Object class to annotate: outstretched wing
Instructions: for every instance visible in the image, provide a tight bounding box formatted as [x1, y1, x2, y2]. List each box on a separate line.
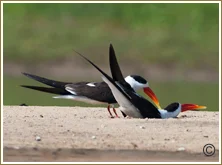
[74, 49, 161, 118]
[108, 45, 160, 118]
[109, 44, 134, 91]
[21, 85, 69, 95]
[22, 72, 70, 89]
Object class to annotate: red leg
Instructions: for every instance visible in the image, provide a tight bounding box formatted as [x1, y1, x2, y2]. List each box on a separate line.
[107, 105, 114, 118]
[113, 108, 120, 118]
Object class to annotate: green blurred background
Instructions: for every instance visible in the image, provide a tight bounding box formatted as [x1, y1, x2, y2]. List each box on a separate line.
[3, 3, 219, 111]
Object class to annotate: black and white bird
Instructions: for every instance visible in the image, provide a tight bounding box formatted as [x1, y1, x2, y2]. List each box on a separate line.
[74, 44, 207, 119]
[21, 73, 160, 118]
[21, 46, 160, 118]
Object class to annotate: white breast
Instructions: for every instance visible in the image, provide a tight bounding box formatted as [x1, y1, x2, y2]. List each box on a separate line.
[102, 76, 143, 118]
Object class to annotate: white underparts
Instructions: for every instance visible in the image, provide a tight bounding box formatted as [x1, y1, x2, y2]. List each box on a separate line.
[102, 76, 142, 118]
[53, 95, 106, 104]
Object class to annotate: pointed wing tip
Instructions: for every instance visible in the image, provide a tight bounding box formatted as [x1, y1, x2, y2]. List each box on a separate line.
[109, 44, 114, 50]
[73, 49, 88, 61]
[22, 72, 32, 77]
[20, 85, 31, 88]
[109, 44, 115, 59]
[72, 49, 78, 54]
[20, 85, 34, 90]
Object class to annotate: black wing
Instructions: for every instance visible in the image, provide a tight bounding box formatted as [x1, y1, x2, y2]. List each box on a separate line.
[22, 72, 117, 103]
[109, 44, 125, 82]
[73, 50, 132, 101]
[109, 46, 161, 118]
[21, 85, 69, 95]
[21, 72, 71, 95]
[22, 72, 70, 89]
[109, 44, 134, 91]
[65, 82, 116, 103]
[74, 49, 161, 118]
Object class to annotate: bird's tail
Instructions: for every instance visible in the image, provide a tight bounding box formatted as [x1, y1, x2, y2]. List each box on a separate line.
[22, 72, 70, 89]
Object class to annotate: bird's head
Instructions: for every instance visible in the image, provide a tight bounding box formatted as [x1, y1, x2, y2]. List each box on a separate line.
[125, 75, 161, 109]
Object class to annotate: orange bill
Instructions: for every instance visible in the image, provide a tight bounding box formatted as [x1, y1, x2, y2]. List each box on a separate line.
[181, 104, 207, 112]
[143, 87, 161, 109]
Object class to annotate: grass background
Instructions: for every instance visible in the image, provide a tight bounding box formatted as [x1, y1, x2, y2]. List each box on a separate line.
[3, 3, 219, 111]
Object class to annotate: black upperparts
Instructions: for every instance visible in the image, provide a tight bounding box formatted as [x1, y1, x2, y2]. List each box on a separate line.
[73, 49, 133, 103]
[109, 44, 125, 83]
[21, 85, 69, 95]
[164, 102, 180, 112]
[108, 44, 160, 118]
[109, 44, 135, 91]
[74, 46, 161, 118]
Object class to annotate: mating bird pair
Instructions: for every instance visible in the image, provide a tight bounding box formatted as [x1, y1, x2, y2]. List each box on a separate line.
[21, 44, 206, 119]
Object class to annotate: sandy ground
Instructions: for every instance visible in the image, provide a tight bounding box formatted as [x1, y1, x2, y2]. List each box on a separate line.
[3, 106, 220, 162]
